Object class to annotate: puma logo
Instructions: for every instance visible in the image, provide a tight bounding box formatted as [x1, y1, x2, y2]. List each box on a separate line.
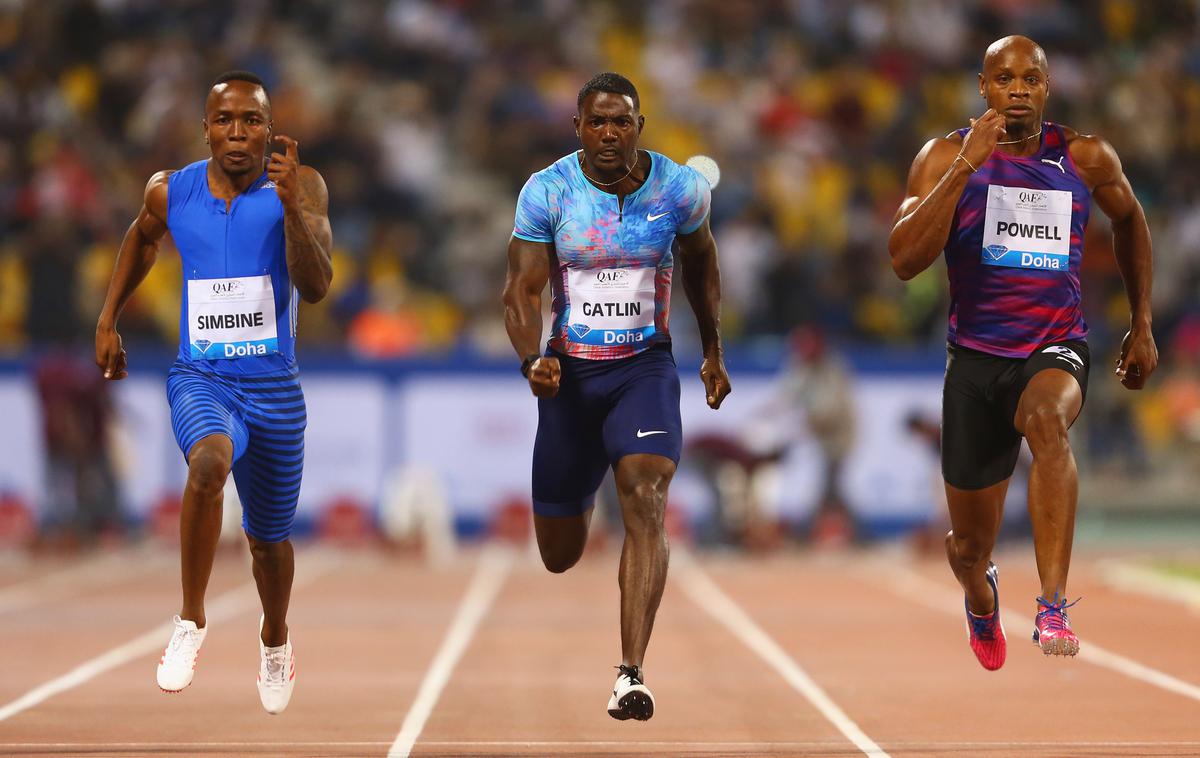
[1041, 156, 1066, 174]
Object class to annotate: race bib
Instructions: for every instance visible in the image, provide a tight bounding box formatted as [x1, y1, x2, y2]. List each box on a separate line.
[565, 267, 656, 347]
[187, 275, 278, 360]
[981, 185, 1072, 271]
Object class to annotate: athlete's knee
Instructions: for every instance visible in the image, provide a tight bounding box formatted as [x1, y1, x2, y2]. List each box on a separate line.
[618, 479, 668, 533]
[538, 542, 584, 573]
[948, 529, 992, 571]
[1022, 404, 1072, 457]
[186, 442, 232, 499]
[247, 534, 290, 563]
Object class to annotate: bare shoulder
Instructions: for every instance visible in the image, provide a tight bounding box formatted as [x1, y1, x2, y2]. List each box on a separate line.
[1062, 126, 1121, 186]
[144, 170, 173, 219]
[924, 134, 963, 158]
[908, 135, 962, 181]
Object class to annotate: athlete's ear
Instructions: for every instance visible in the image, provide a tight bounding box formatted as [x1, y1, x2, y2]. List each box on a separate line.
[202, 119, 209, 145]
[978, 72, 985, 99]
[637, 114, 644, 134]
[572, 113, 580, 138]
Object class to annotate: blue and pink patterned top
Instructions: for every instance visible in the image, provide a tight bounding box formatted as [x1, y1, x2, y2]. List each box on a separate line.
[513, 150, 711, 360]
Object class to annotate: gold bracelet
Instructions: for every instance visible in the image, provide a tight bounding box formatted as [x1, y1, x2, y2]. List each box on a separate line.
[955, 153, 979, 173]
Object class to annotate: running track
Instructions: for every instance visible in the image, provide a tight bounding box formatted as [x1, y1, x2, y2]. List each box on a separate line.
[1, 541, 1197, 757]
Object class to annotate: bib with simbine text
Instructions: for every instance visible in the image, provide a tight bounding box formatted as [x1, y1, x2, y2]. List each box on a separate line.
[188, 274, 279, 360]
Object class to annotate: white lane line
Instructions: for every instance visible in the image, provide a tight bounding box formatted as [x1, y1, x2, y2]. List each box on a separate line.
[1099, 560, 1200, 612]
[0, 549, 169, 615]
[5, 740, 1200, 750]
[0, 556, 334, 722]
[886, 564, 1200, 702]
[674, 551, 889, 758]
[387, 546, 513, 758]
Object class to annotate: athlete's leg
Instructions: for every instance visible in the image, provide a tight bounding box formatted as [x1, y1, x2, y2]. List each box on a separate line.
[180, 434, 233, 628]
[1013, 368, 1083, 601]
[613, 453, 675, 668]
[534, 508, 594, 573]
[945, 478, 1009, 614]
[531, 361, 607, 573]
[161, 364, 247, 690]
[940, 345, 1021, 621]
[232, 371, 306, 648]
[247, 534, 294, 646]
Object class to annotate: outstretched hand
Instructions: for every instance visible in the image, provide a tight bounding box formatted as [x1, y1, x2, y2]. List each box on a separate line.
[268, 135, 301, 209]
[1116, 328, 1158, 390]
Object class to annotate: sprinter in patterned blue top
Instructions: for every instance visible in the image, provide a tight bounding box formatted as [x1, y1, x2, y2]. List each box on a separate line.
[503, 73, 731, 722]
[95, 71, 331, 714]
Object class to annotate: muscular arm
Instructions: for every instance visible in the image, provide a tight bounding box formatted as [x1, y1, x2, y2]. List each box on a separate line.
[502, 236, 560, 396]
[268, 136, 333, 303]
[282, 166, 333, 303]
[676, 217, 722, 356]
[95, 171, 170, 378]
[676, 216, 731, 409]
[889, 108, 1008, 280]
[887, 137, 971, 280]
[1070, 133, 1157, 387]
[502, 236, 551, 358]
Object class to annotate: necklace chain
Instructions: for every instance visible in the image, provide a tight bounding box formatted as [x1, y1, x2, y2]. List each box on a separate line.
[996, 128, 1042, 146]
[578, 151, 637, 187]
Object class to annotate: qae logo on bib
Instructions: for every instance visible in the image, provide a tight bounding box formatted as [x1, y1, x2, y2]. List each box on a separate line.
[982, 185, 1072, 271]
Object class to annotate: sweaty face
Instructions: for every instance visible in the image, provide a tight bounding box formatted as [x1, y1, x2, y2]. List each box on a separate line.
[203, 81, 271, 177]
[574, 92, 643, 174]
[979, 45, 1049, 134]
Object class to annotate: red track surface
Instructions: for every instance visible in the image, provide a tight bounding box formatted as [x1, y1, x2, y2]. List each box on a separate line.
[1, 542, 1197, 757]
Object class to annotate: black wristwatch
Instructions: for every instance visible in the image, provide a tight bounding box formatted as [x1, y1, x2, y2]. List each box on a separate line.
[520, 353, 542, 378]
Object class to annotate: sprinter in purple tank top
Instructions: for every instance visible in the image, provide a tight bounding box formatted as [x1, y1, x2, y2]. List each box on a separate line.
[889, 36, 1157, 669]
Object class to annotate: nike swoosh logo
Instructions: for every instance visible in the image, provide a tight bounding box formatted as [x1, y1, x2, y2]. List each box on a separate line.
[636, 429, 667, 438]
[646, 212, 669, 222]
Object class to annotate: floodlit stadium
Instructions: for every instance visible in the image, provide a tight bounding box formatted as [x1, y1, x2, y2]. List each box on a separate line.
[1, 2, 1199, 756]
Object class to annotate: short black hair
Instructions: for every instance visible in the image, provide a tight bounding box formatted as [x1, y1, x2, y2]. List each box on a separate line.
[577, 72, 639, 112]
[207, 70, 270, 111]
[212, 70, 266, 90]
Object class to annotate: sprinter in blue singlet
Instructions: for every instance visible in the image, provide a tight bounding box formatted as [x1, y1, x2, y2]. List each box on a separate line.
[95, 71, 332, 714]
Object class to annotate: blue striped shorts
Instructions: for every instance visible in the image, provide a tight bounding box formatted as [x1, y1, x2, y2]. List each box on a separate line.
[166, 360, 306, 542]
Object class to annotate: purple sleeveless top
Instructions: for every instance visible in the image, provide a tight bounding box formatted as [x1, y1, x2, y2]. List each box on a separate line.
[944, 122, 1090, 358]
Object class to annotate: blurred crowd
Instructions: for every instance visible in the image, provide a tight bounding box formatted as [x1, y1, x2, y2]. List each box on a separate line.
[2, 0, 1200, 497]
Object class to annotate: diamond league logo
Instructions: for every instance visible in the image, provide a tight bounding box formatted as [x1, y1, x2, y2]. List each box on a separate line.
[569, 324, 592, 340]
[194, 339, 212, 353]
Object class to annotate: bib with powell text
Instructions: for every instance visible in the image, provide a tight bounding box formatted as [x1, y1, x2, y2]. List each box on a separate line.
[981, 185, 1072, 271]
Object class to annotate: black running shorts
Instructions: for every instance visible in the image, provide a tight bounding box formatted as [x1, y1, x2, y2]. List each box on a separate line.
[941, 340, 1090, 490]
